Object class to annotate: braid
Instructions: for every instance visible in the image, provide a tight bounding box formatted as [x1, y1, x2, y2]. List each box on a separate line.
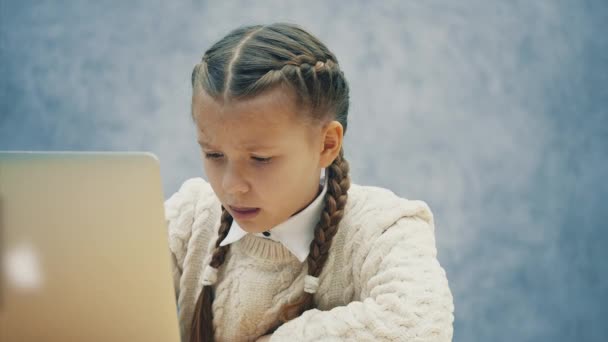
[279, 55, 339, 109]
[190, 206, 233, 342]
[275, 148, 351, 325]
[245, 54, 339, 106]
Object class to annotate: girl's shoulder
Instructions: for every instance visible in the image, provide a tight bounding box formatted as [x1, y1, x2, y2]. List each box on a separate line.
[343, 183, 435, 236]
[324, 183, 441, 287]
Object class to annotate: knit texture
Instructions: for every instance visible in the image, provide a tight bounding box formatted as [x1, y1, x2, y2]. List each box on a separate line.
[165, 178, 454, 341]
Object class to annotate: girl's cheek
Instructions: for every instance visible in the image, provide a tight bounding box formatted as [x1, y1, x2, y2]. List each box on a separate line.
[250, 168, 287, 193]
[203, 162, 223, 186]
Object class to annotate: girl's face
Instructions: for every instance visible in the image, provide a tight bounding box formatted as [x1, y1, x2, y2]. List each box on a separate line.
[192, 86, 342, 234]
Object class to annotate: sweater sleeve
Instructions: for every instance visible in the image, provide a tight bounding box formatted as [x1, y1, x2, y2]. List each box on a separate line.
[164, 178, 209, 301]
[164, 177, 221, 342]
[270, 215, 455, 341]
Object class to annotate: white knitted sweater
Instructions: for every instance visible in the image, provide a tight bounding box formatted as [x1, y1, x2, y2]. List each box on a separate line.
[165, 178, 454, 341]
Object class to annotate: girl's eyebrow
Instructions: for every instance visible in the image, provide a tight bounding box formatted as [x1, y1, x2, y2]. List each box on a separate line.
[239, 141, 278, 150]
[197, 139, 213, 149]
[197, 140, 278, 151]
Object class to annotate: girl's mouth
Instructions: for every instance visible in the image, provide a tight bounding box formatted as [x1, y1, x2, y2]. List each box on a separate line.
[229, 206, 261, 220]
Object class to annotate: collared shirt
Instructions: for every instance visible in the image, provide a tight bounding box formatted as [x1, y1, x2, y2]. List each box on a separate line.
[219, 169, 328, 262]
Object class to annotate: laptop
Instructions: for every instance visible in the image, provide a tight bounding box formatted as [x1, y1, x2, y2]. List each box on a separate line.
[0, 152, 181, 342]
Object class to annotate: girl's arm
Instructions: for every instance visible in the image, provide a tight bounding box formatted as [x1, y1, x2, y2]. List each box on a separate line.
[270, 215, 455, 341]
[164, 178, 217, 301]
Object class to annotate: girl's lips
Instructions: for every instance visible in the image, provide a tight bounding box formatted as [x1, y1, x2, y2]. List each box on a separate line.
[229, 206, 261, 220]
[230, 205, 258, 212]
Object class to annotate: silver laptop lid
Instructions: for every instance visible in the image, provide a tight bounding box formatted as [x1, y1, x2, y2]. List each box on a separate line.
[0, 152, 180, 342]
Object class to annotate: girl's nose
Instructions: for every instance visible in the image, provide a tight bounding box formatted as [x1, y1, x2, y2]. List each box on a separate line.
[222, 164, 249, 195]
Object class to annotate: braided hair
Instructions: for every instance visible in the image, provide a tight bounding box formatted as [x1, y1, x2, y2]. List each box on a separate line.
[189, 23, 351, 342]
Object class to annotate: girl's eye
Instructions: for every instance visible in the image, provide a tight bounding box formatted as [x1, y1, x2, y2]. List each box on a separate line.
[204, 153, 223, 160]
[252, 156, 272, 163]
[204, 153, 271, 164]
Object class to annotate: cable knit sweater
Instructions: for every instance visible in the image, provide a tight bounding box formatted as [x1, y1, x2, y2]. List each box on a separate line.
[165, 178, 454, 342]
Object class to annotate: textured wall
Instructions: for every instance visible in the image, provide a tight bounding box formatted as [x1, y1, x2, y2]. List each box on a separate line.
[1, 1, 606, 341]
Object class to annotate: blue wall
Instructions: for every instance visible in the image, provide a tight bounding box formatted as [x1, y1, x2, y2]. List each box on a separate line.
[1, 1, 606, 341]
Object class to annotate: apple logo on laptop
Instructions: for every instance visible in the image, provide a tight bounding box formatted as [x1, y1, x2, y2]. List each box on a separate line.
[3, 242, 44, 291]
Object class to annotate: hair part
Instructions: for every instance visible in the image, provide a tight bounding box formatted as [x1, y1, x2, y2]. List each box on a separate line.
[189, 22, 352, 342]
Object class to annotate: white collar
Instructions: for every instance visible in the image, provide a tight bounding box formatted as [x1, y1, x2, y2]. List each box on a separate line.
[219, 169, 328, 262]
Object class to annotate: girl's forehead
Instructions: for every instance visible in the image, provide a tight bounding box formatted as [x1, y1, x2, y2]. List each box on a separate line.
[193, 87, 301, 124]
[193, 88, 319, 146]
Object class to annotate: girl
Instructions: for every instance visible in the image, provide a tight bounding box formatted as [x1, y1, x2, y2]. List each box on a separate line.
[165, 23, 454, 342]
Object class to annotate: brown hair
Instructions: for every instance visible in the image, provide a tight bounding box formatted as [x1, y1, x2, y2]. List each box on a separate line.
[189, 23, 351, 342]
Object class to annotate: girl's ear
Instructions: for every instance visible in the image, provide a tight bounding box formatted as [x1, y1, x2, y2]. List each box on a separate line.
[318, 120, 344, 168]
